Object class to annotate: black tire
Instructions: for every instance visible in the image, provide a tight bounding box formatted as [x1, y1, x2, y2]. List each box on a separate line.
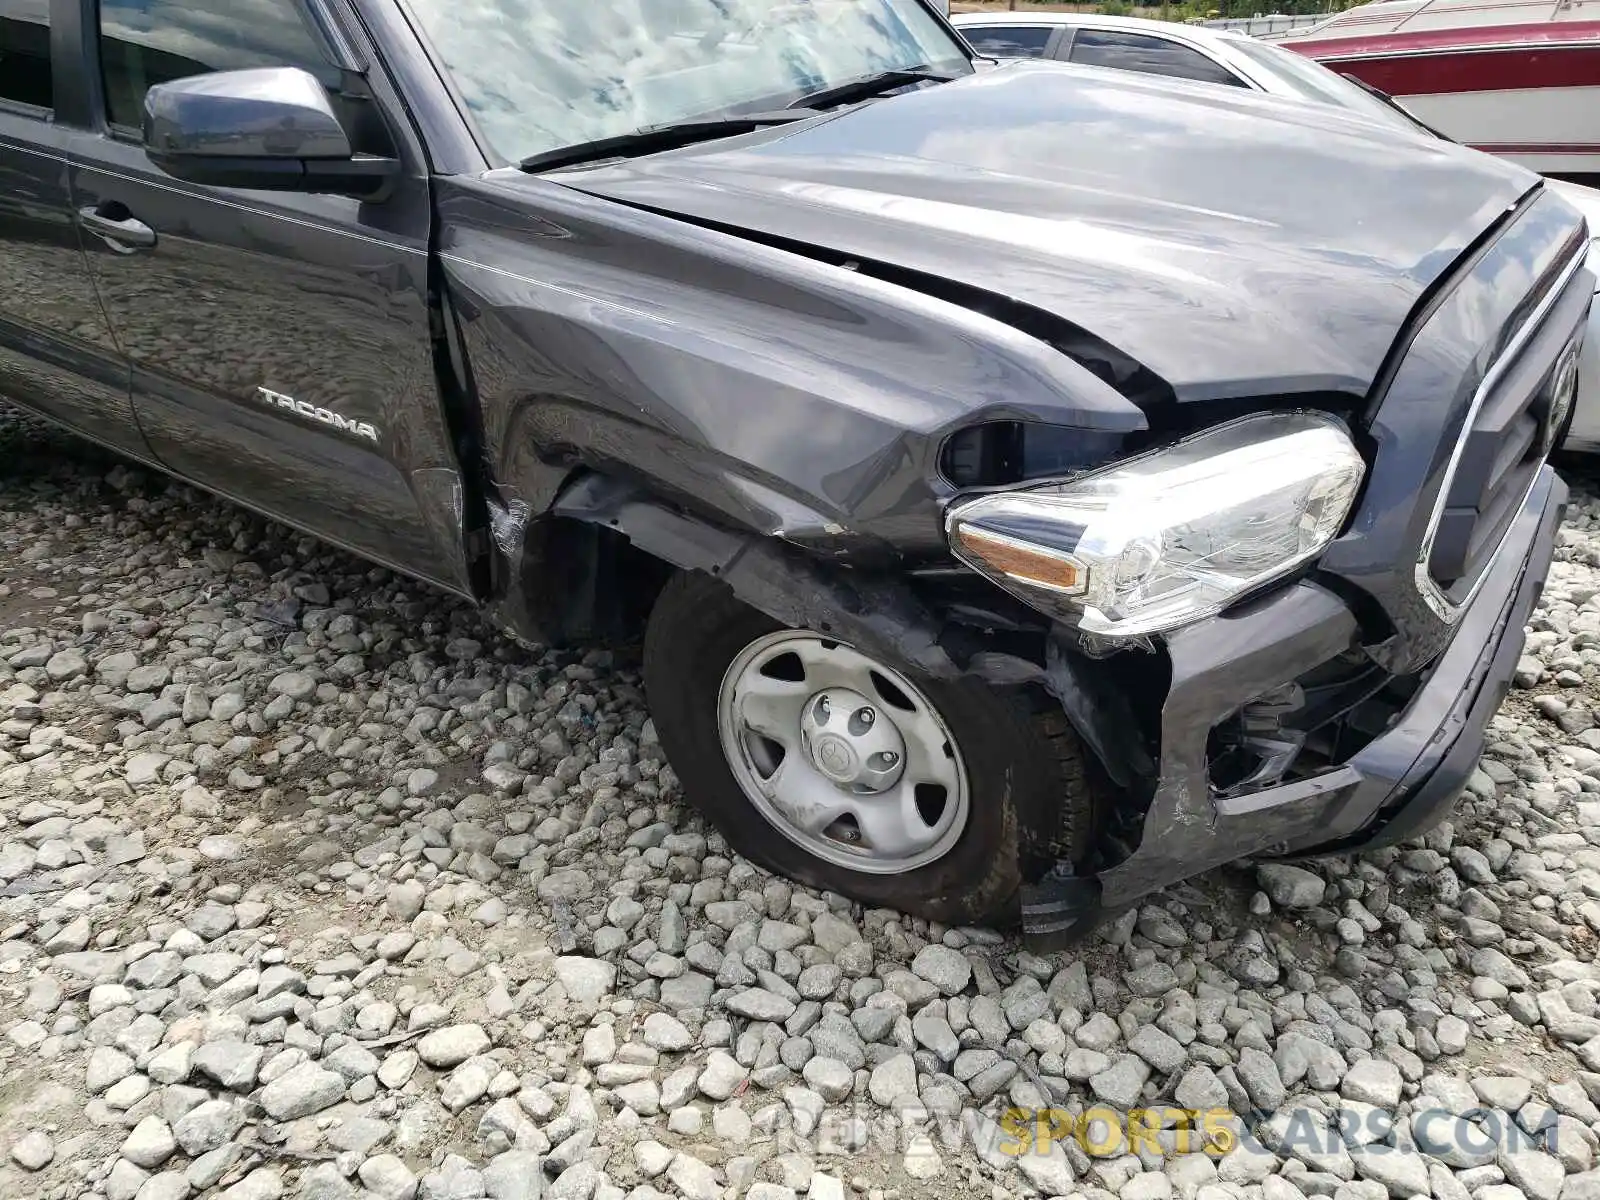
[642, 570, 1104, 926]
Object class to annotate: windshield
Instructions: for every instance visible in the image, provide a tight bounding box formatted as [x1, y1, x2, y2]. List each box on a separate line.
[403, 0, 972, 165]
[1221, 36, 1422, 132]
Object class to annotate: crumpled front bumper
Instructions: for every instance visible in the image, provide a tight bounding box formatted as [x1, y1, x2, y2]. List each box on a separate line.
[1023, 466, 1567, 948]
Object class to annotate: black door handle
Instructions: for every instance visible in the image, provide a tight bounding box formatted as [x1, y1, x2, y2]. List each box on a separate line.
[79, 204, 157, 251]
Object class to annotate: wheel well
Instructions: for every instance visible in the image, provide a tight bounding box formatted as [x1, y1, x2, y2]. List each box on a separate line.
[521, 515, 675, 647]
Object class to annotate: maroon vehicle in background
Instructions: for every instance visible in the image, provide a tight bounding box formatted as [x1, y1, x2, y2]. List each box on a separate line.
[1278, 0, 1600, 178]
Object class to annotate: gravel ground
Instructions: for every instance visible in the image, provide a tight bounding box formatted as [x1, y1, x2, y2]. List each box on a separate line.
[6, 405, 1600, 1200]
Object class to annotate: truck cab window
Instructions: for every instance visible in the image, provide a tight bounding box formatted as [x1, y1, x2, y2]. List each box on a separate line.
[98, 0, 337, 131]
[0, 0, 52, 110]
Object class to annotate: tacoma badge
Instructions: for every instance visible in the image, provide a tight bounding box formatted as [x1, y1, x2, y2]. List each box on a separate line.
[257, 387, 379, 444]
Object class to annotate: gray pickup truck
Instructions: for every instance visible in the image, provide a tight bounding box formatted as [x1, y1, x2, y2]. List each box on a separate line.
[0, 0, 1588, 947]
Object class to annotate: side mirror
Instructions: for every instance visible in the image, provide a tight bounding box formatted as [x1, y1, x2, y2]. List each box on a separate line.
[143, 67, 398, 197]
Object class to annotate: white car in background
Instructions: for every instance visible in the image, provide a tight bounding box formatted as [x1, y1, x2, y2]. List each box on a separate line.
[948, 10, 1600, 452]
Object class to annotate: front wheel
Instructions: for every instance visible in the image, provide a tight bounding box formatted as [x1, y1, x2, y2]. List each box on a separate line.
[642, 571, 1103, 926]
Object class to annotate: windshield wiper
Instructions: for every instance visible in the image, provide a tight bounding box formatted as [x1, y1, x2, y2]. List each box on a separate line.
[786, 66, 960, 111]
[519, 111, 817, 173]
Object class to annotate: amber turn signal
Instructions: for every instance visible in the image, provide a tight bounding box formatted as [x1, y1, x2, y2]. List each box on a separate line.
[953, 524, 1087, 595]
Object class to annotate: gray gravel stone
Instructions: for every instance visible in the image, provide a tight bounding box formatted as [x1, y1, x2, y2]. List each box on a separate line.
[1352, 1147, 1431, 1198]
[10, 1130, 52, 1170]
[441, 1055, 498, 1113]
[417, 1024, 492, 1068]
[1091, 1055, 1152, 1108]
[192, 1040, 263, 1092]
[726, 987, 796, 1022]
[361, 1155, 420, 1200]
[1237, 1047, 1288, 1111]
[641, 1012, 692, 1052]
[797, 964, 842, 1000]
[482, 1151, 544, 1200]
[268, 670, 316, 700]
[108, 1159, 150, 1200]
[1502, 1151, 1566, 1200]
[552, 958, 615, 1003]
[1410, 1111, 1499, 1169]
[1257, 863, 1326, 907]
[1126, 962, 1180, 998]
[121, 1116, 178, 1169]
[802, 1056, 854, 1102]
[1437, 1016, 1470, 1055]
[258, 1062, 346, 1120]
[1129, 1024, 1186, 1074]
[1342, 1058, 1403, 1108]
[868, 1053, 918, 1106]
[909, 944, 971, 996]
[1475, 1076, 1535, 1110]
[698, 1051, 747, 1101]
[173, 1099, 245, 1156]
[136, 1174, 193, 1200]
[88, 1045, 136, 1093]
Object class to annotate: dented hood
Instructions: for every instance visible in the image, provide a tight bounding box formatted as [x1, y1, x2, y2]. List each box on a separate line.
[557, 60, 1537, 402]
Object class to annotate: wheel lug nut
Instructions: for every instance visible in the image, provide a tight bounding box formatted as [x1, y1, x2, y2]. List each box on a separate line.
[859, 708, 874, 726]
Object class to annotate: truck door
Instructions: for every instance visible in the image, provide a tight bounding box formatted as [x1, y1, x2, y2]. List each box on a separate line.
[59, 0, 476, 596]
[0, 0, 142, 457]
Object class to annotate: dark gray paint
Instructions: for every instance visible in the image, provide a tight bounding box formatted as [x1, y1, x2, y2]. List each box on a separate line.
[65, 131, 475, 595]
[49, 0, 479, 597]
[0, 120, 139, 454]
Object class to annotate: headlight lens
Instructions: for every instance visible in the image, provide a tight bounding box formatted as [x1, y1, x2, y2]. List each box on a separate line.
[944, 411, 1366, 641]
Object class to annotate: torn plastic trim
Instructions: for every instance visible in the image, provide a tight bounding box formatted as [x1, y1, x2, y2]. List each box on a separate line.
[1022, 581, 1361, 950]
[1041, 632, 1156, 792]
[487, 492, 532, 558]
[483, 485, 544, 646]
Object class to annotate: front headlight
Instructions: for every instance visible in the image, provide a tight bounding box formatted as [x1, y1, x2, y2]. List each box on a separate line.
[944, 411, 1366, 642]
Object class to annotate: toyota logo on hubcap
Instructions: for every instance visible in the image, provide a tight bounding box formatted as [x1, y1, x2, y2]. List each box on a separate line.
[814, 734, 857, 781]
